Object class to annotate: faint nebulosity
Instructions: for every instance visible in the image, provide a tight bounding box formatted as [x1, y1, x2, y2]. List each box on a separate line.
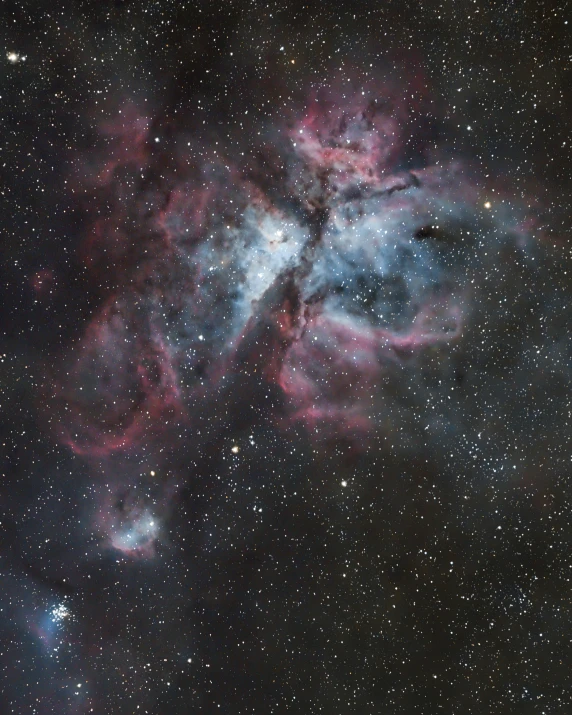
[1, 1, 571, 713]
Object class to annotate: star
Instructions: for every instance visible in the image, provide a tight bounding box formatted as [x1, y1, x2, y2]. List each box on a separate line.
[6, 52, 25, 63]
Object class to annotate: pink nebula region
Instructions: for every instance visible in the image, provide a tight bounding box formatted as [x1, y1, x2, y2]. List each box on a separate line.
[54, 76, 533, 459]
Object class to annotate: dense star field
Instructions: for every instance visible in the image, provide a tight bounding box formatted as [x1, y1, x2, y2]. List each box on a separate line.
[1, 1, 571, 713]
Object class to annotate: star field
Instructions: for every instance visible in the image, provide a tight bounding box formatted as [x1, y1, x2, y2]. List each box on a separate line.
[0, 1, 571, 714]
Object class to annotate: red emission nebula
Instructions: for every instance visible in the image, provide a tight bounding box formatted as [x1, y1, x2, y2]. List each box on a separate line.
[50, 75, 538, 460]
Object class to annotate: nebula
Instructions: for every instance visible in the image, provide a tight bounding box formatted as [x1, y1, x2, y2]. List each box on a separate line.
[54, 75, 539, 459]
[45, 70, 570, 570]
[2, 5, 569, 709]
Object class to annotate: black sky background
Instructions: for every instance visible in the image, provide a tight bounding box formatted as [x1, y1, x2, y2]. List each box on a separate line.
[1, 1, 571, 713]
